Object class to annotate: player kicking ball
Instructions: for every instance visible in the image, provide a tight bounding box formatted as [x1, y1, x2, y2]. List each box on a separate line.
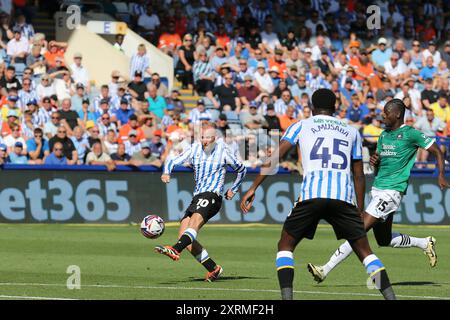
[241, 89, 396, 300]
[155, 122, 246, 282]
[307, 98, 449, 284]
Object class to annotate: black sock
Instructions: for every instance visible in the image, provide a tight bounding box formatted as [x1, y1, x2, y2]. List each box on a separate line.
[201, 257, 217, 272]
[372, 270, 396, 300]
[173, 234, 193, 253]
[278, 268, 294, 300]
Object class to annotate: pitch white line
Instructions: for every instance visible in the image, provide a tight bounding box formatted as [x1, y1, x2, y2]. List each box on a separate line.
[0, 282, 448, 300]
[0, 294, 77, 300]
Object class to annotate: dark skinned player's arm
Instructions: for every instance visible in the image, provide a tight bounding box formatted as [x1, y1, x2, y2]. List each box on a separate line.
[240, 140, 293, 213]
[426, 142, 450, 189]
[351, 159, 366, 213]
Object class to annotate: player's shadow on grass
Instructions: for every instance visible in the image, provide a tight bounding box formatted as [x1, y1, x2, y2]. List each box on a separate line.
[158, 275, 268, 284]
[392, 281, 440, 287]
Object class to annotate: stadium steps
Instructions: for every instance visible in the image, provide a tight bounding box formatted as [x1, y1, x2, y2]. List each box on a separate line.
[173, 80, 200, 112]
[33, 9, 56, 41]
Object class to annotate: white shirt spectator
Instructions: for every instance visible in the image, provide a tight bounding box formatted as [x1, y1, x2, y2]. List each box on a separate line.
[130, 53, 150, 78]
[274, 98, 297, 115]
[137, 12, 160, 31]
[36, 82, 56, 100]
[38, 107, 53, 126]
[383, 60, 407, 77]
[253, 71, 274, 93]
[189, 108, 213, 125]
[305, 18, 327, 36]
[70, 63, 90, 87]
[44, 121, 58, 137]
[7, 36, 29, 57]
[4, 135, 27, 152]
[124, 140, 142, 156]
[260, 31, 280, 51]
[422, 49, 442, 67]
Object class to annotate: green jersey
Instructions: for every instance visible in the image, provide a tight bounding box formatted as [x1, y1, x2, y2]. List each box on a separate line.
[374, 125, 434, 193]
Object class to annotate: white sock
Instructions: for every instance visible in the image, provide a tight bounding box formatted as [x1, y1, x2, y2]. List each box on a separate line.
[195, 249, 209, 263]
[390, 232, 428, 249]
[323, 241, 353, 276]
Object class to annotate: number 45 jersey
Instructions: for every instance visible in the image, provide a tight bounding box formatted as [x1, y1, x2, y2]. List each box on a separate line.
[282, 115, 362, 204]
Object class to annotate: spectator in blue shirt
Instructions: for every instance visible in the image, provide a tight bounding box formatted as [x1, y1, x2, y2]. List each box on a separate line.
[78, 99, 98, 123]
[346, 94, 365, 129]
[419, 56, 438, 82]
[341, 78, 356, 104]
[70, 126, 89, 164]
[7, 142, 29, 164]
[371, 37, 393, 67]
[114, 98, 135, 126]
[147, 84, 167, 120]
[26, 128, 49, 164]
[44, 142, 68, 165]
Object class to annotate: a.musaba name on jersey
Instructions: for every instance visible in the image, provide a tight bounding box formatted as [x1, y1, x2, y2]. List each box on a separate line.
[311, 119, 349, 137]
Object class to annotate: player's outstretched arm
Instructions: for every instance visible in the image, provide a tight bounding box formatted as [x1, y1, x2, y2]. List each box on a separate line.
[427, 143, 450, 189]
[161, 147, 192, 184]
[240, 140, 293, 213]
[351, 159, 366, 214]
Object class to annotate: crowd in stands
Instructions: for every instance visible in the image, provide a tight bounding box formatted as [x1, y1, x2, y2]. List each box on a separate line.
[0, 0, 450, 172]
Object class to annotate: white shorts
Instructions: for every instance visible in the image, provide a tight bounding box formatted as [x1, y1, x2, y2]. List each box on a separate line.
[365, 187, 403, 221]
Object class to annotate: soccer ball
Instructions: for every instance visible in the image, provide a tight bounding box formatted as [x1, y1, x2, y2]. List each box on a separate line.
[140, 215, 165, 239]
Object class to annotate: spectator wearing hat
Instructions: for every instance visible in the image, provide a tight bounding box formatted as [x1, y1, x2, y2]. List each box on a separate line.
[108, 70, 128, 97]
[6, 141, 28, 164]
[6, 26, 29, 66]
[240, 101, 268, 131]
[207, 72, 241, 113]
[48, 126, 78, 164]
[4, 123, 26, 154]
[128, 71, 147, 102]
[69, 52, 90, 92]
[114, 98, 135, 127]
[0, 66, 22, 91]
[215, 113, 230, 137]
[192, 49, 215, 95]
[70, 126, 89, 164]
[26, 127, 49, 164]
[268, 48, 287, 79]
[71, 83, 87, 113]
[44, 142, 68, 165]
[0, 143, 8, 165]
[130, 141, 162, 167]
[86, 141, 116, 171]
[268, 65, 281, 87]
[253, 61, 273, 94]
[36, 73, 56, 100]
[118, 114, 145, 144]
[285, 65, 299, 87]
[422, 40, 441, 68]
[285, 50, 306, 75]
[234, 59, 253, 87]
[372, 37, 393, 67]
[124, 129, 143, 156]
[238, 74, 261, 106]
[188, 99, 213, 126]
[419, 56, 438, 82]
[1, 95, 21, 121]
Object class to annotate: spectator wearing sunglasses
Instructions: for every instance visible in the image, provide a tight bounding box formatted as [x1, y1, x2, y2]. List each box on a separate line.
[44, 142, 68, 165]
[26, 127, 49, 164]
[48, 126, 78, 164]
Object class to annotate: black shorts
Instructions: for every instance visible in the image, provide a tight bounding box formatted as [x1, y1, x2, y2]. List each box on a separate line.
[283, 198, 366, 242]
[183, 192, 223, 223]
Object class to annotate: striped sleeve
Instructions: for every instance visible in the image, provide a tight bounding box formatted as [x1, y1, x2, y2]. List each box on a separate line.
[163, 146, 193, 175]
[352, 129, 363, 160]
[224, 146, 247, 193]
[281, 121, 302, 145]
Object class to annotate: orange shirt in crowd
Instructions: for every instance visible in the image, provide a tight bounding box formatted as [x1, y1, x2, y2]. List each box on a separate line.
[268, 59, 287, 79]
[350, 60, 374, 81]
[1, 122, 20, 137]
[278, 115, 298, 133]
[118, 124, 146, 144]
[44, 49, 66, 69]
[158, 33, 182, 50]
[215, 34, 230, 49]
[369, 74, 384, 92]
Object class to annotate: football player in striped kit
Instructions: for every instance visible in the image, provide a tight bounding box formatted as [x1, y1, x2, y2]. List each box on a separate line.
[241, 89, 396, 300]
[155, 122, 246, 282]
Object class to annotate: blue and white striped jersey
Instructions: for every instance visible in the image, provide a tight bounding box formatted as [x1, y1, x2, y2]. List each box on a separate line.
[164, 140, 247, 196]
[282, 115, 363, 204]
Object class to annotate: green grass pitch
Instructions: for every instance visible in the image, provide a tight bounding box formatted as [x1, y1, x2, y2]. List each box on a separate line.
[0, 223, 448, 300]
